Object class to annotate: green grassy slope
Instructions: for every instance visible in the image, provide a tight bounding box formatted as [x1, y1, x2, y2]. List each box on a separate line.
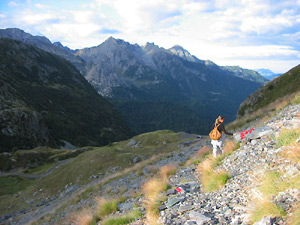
[238, 64, 300, 117]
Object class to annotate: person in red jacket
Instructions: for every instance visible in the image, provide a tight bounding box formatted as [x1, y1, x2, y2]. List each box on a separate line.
[211, 116, 236, 157]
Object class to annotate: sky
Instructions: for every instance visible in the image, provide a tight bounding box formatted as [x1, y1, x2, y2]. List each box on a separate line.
[0, 0, 300, 73]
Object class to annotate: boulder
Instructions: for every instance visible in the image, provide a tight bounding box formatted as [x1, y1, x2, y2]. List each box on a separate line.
[188, 211, 211, 225]
[234, 126, 272, 142]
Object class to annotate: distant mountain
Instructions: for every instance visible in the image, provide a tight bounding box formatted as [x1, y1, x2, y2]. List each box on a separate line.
[222, 66, 268, 83]
[238, 64, 300, 117]
[76, 37, 263, 134]
[0, 38, 131, 152]
[255, 68, 282, 80]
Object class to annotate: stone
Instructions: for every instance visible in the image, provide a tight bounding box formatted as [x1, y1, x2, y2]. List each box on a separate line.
[178, 205, 195, 213]
[118, 202, 133, 211]
[133, 157, 141, 163]
[189, 211, 211, 225]
[166, 197, 182, 208]
[127, 139, 136, 147]
[158, 205, 167, 211]
[230, 217, 240, 225]
[167, 189, 177, 195]
[251, 140, 258, 145]
[225, 208, 233, 218]
[253, 216, 271, 225]
[184, 220, 197, 225]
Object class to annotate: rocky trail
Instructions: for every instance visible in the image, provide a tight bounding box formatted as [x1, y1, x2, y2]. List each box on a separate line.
[155, 104, 300, 225]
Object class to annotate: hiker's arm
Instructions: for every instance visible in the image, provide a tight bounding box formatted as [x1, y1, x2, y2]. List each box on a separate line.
[221, 124, 233, 135]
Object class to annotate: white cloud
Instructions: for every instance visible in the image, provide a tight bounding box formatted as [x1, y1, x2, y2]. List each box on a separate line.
[1, 0, 300, 73]
[20, 11, 59, 25]
[8, 1, 19, 7]
[34, 3, 50, 9]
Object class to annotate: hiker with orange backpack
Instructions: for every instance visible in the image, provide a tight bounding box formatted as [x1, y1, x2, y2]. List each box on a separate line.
[209, 116, 236, 158]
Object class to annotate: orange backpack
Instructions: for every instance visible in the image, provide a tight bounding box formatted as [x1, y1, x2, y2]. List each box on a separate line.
[209, 123, 222, 140]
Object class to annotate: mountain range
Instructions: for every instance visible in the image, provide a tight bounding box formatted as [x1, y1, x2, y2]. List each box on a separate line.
[74, 37, 265, 134]
[0, 28, 267, 142]
[0, 38, 131, 152]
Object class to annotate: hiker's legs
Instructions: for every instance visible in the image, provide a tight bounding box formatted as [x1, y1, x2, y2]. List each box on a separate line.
[211, 140, 223, 157]
[216, 140, 223, 155]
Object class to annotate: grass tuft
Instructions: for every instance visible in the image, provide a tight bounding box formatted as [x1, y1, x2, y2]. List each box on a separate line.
[142, 166, 173, 225]
[249, 170, 300, 223]
[69, 208, 95, 225]
[281, 143, 300, 163]
[197, 155, 231, 192]
[96, 198, 118, 219]
[160, 165, 177, 182]
[277, 128, 300, 147]
[102, 209, 142, 225]
[186, 145, 211, 166]
[250, 200, 286, 223]
[287, 203, 300, 225]
[223, 139, 240, 153]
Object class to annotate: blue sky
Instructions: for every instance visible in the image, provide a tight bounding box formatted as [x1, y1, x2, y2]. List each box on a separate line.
[0, 0, 300, 73]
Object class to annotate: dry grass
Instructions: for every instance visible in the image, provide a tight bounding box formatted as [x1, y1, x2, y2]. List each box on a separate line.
[248, 170, 300, 223]
[277, 128, 300, 147]
[223, 139, 239, 154]
[249, 199, 286, 223]
[160, 165, 177, 182]
[287, 202, 300, 225]
[142, 164, 177, 225]
[143, 177, 168, 225]
[196, 155, 231, 192]
[68, 208, 95, 225]
[185, 145, 211, 166]
[281, 144, 300, 163]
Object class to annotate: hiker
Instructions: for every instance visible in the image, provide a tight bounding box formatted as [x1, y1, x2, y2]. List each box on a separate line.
[209, 116, 236, 158]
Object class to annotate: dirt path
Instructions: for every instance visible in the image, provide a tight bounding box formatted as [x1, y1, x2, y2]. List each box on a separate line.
[0, 158, 74, 179]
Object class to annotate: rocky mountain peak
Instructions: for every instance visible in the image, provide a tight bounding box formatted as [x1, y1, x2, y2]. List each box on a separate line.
[0, 28, 51, 45]
[168, 45, 199, 62]
[143, 42, 161, 54]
